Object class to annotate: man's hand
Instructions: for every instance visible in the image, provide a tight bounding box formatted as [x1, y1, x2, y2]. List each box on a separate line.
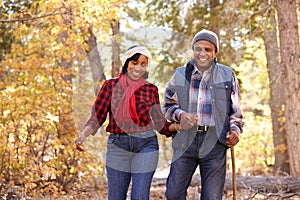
[226, 130, 239, 147]
[179, 112, 198, 130]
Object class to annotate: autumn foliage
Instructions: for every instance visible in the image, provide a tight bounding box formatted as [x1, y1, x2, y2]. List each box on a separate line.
[0, 0, 124, 197]
[1, 0, 299, 199]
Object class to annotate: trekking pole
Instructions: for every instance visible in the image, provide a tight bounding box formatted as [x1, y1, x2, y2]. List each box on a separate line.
[229, 127, 237, 200]
[231, 146, 237, 200]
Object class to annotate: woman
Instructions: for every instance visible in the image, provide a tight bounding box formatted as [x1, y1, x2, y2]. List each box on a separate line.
[75, 46, 179, 200]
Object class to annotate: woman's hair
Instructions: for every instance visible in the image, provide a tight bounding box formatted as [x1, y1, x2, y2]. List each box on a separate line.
[122, 46, 149, 79]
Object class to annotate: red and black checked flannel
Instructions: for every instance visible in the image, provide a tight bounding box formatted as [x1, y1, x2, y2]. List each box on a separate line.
[85, 78, 173, 137]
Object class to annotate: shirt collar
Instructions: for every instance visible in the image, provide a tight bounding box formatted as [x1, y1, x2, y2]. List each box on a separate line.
[190, 58, 213, 76]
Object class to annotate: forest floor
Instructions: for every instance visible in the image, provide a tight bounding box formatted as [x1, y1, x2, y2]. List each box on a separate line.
[48, 184, 300, 200]
[49, 169, 300, 200]
[4, 169, 300, 199]
[3, 181, 300, 200]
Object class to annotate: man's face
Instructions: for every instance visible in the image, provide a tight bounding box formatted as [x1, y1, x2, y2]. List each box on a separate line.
[193, 40, 216, 72]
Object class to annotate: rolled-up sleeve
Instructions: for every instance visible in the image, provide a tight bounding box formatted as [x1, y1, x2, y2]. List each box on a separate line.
[230, 72, 244, 134]
[85, 110, 100, 135]
[85, 81, 111, 135]
[162, 73, 184, 122]
[150, 86, 174, 137]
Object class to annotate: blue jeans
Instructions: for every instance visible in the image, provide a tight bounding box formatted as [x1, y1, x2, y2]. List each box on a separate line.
[106, 131, 159, 200]
[165, 133, 227, 200]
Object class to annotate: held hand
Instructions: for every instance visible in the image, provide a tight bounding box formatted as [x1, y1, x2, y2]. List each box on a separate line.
[75, 134, 86, 152]
[179, 112, 198, 130]
[226, 130, 239, 147]
[170, 123, 181, 132]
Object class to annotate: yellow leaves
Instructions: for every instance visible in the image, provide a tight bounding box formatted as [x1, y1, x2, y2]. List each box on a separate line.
[69, 166, 75, 174]
[51, 27, 61, 36]
[125, 22, 132, 29]
[31, 134, 36, 143]
[0, 0, 127, 195]
[45, 112, 60, 123]
[54, 143, 65, 151]
[25, 182, 37, 191]
[236, 111, 274, 174]
[13, 24, 29, 40]
[274, 144, 287, 153]
[4, 85, 16, 93]
[2, 109, 10, 117]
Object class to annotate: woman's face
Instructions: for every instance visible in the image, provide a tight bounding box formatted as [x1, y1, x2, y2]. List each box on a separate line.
[127, 54, 148, 81]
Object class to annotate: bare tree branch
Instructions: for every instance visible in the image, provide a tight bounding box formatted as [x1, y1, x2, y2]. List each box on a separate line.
[0, 10, 70, 23]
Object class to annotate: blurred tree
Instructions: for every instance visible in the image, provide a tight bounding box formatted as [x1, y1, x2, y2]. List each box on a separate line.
[0, 0, 34, 62]
[139, 0, 298, 175]
[231, 0, 291, 175]
[124, 0, 295, 177]
[0, 0, 126, 197]
[111, 19, 121, 78]
[263, 6, 289, 174]
[0, 0, 35, 83]
[137, 0, 254, 161]
[85, 25, 106, 95]
[276, 0, 300, 177]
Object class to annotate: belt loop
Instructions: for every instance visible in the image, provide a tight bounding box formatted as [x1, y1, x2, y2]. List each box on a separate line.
[204, 126, 208, 132]
[197, 125, 209, 133]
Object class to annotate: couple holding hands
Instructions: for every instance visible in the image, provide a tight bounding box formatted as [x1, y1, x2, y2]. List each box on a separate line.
[75, 29, 243, 200]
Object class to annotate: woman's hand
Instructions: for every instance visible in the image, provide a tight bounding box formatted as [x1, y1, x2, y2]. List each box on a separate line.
[75, 126, 94, 151]
[75, 134, 86, 151]
[169, 123, 181, 132]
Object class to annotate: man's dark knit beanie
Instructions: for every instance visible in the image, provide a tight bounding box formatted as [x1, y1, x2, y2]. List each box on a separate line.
[192, 29, 219, 53]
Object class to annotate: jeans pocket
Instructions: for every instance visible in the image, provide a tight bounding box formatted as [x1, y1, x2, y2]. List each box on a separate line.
[145, 135, 159, 151]
[172, 131, 188, 150]
[107, 134, 118, 145]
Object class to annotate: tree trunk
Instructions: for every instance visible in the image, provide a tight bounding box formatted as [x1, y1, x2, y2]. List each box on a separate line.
[86, 26, 106, 95]
[111, 19, 120, 78]
[276, 0, 300, 177]
[58, 5, 76, 138]
[263, 13, 289, 175]
[209, 0, 221, 61]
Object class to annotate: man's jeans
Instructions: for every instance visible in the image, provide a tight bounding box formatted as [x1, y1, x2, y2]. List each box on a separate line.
[166, 132, 227, 200]
[106, 131, 159, 200]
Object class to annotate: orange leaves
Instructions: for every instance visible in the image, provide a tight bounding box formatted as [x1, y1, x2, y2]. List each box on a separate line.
[0, 0, 128, 196]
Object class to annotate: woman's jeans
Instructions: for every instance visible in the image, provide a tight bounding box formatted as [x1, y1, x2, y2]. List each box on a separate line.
[106, 131, 159, 200]
[165, 132, 227, 200]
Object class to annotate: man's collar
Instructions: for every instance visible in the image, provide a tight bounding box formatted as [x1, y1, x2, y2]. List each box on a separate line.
[190, 58, 214, 75]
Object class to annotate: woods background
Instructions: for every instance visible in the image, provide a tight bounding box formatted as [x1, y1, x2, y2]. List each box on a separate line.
[0, 0, 300, 199]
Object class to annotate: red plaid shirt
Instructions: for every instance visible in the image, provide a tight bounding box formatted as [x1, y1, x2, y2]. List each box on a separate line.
[85, 78, 173, 137]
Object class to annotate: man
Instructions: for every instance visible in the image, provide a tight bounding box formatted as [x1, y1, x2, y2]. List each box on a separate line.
[163, 29, 244, 200]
